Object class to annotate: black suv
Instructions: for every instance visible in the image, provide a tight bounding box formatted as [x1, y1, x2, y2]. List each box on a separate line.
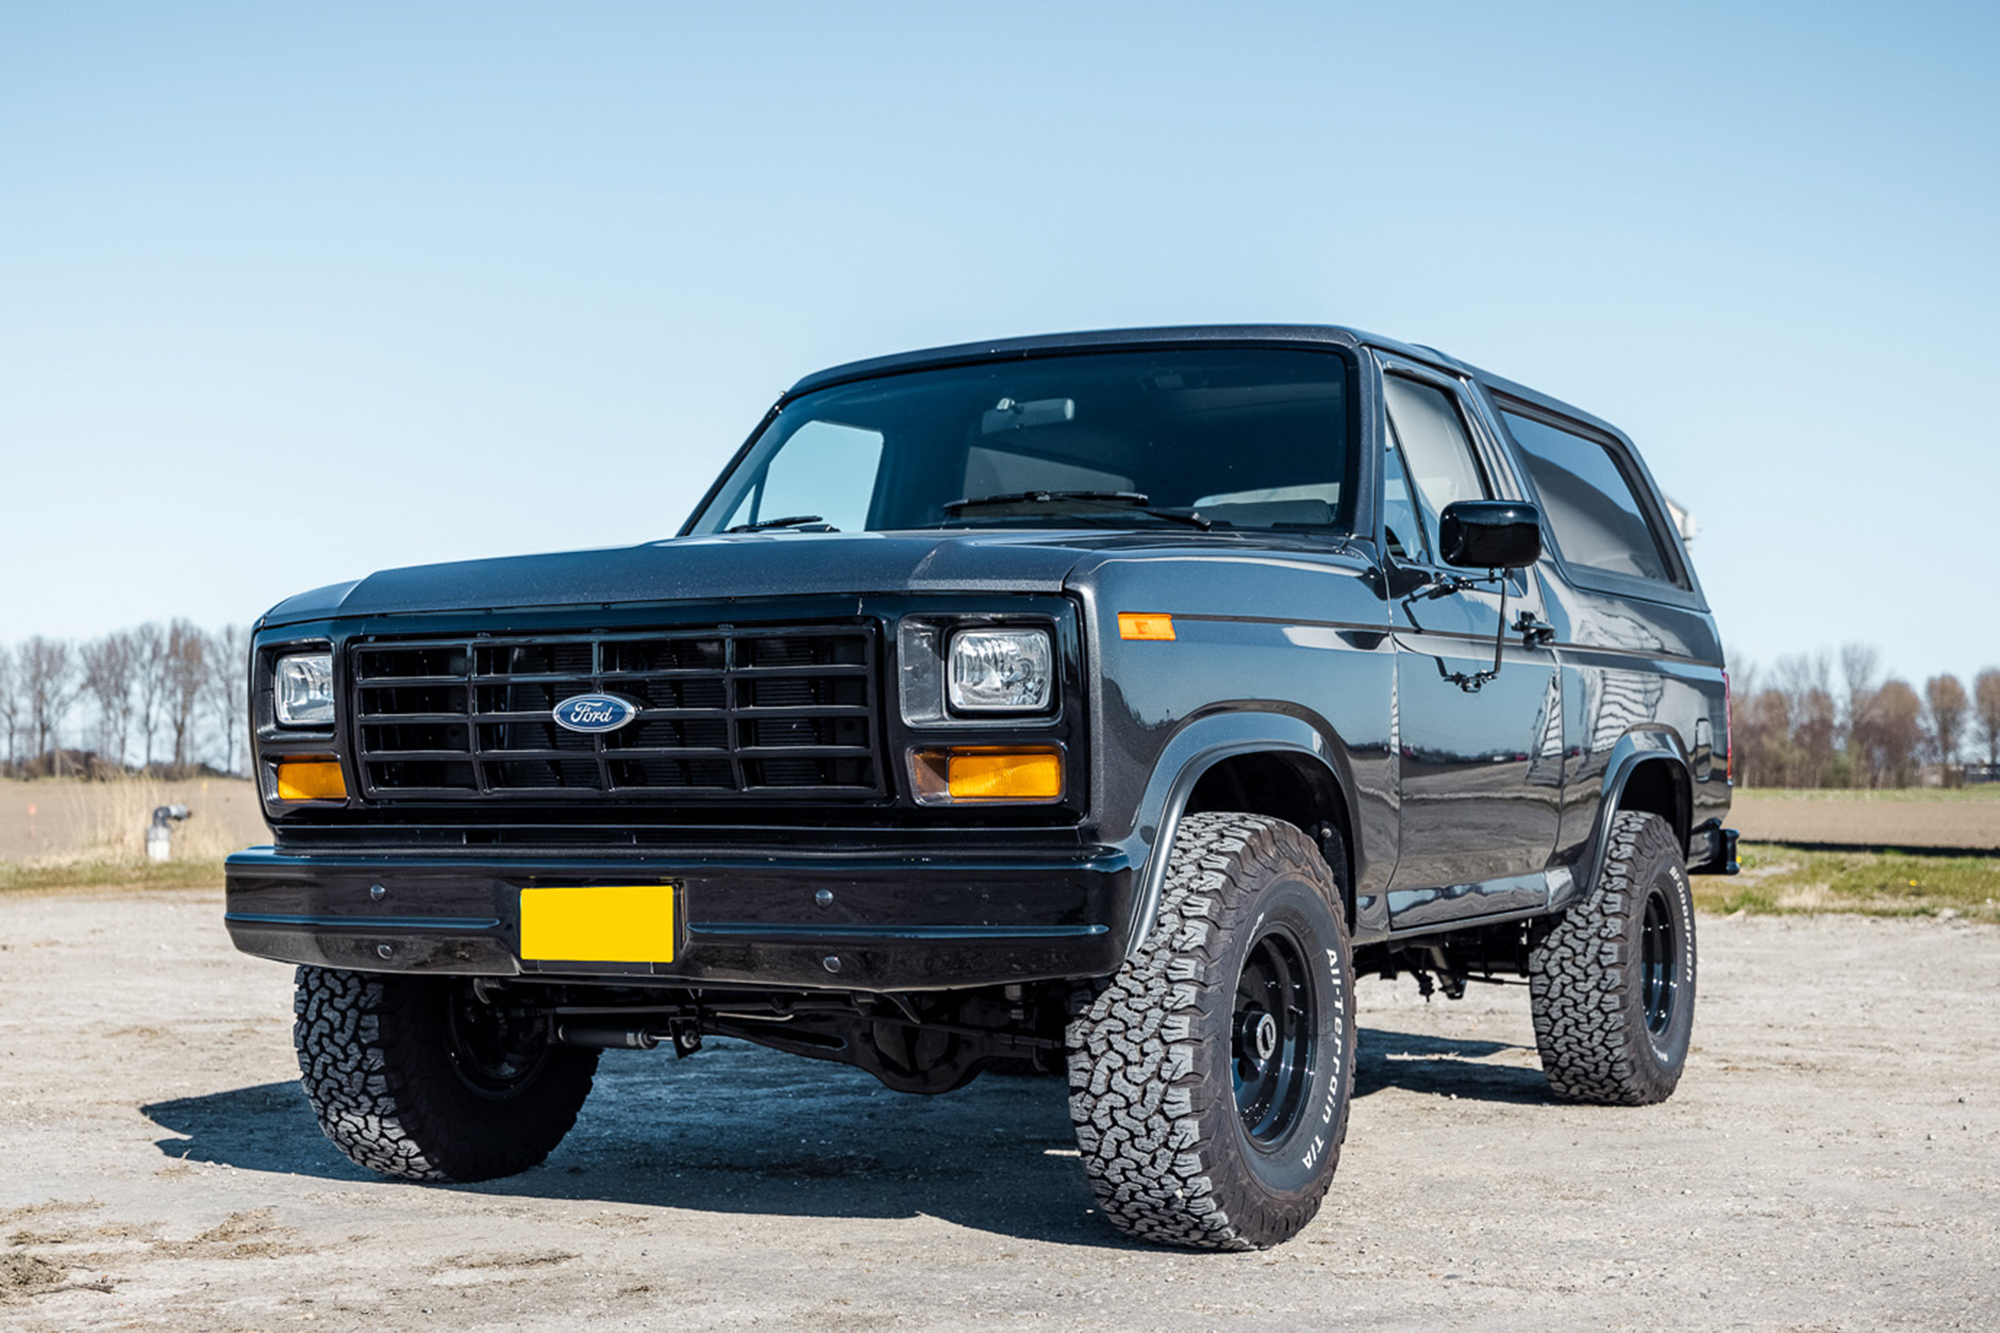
[229, 324, 1735, 1250]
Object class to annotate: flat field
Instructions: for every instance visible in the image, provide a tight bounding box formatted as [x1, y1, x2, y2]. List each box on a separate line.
[1730, 786, 2000, 851]
[2, 888, 1995, 1332]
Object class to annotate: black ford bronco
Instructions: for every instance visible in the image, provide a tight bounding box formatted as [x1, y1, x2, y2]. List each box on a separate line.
[227, 324, 1735, 1250]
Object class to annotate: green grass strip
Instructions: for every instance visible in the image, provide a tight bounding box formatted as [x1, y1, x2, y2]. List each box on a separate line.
[1695, 842, 2000, 923]
[0, 858, 228, 893]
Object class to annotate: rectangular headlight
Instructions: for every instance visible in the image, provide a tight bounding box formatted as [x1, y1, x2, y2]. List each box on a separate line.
[947, 628, 1053, 713]
[275, 652, 336, 727]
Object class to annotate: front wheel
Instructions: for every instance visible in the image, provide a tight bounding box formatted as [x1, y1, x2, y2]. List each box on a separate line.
[1066, 813, 1356, 1250]
[293, 967, 598, 1182]
[1529, 810, 1697, 1105]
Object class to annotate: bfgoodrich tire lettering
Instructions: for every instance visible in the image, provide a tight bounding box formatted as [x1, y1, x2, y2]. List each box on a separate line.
[293, 966, 598, 1182]
[1529, 810, 1697, 1105]
[1066, 813, 1356, 1250]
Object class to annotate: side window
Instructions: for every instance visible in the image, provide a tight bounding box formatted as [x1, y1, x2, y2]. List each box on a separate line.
[1500, 409, 1677, 584]
[727, 420, 884, 532]
[1381, 375, 1489, 562]
[1380, 436, 1428, 562]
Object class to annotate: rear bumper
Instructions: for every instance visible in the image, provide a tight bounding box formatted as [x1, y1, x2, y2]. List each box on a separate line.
[224, 845, 1131, 992]
[1689, 824, 1739, 875]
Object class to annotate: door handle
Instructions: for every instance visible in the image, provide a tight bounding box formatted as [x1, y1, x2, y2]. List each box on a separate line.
[1513, 611, 1555, 648]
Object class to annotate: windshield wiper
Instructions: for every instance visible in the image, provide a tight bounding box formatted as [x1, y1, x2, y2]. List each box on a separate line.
[726, 514, 836, 533]
[944, 490, 1213, 531]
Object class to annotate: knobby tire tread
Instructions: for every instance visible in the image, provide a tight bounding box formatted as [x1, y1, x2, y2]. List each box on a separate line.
[1066, 812, 1353, 1251]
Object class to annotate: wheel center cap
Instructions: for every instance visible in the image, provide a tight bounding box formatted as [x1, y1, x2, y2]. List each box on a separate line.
[1253, 1011, 1279, 1062]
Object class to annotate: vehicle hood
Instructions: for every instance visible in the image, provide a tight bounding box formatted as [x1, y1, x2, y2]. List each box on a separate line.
[259, 530, 1243, 627]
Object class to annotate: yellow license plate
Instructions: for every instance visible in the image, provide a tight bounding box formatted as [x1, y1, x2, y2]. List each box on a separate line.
[519, 884, 676, 963]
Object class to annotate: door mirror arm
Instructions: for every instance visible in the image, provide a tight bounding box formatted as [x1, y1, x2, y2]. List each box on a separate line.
[1434, 573, 1511, 694]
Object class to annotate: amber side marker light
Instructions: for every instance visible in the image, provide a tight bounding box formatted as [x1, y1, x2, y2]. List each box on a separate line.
[1118, 613, 1175, 641]
[910, 747, 1063, 804]
[276, 760, 347, 801]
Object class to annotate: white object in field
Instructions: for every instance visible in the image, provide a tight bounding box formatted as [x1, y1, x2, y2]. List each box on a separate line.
[147, 804, 191, 862]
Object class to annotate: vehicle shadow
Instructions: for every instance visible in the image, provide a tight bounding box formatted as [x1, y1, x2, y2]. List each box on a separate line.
[143, 1041, 1126, 1248]
[1354, 1026, 1551, 1105]
[143, 1027, 1550, 1245]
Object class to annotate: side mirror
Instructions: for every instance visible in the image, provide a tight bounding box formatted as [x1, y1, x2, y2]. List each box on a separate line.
[1439, 501, 1542, 570]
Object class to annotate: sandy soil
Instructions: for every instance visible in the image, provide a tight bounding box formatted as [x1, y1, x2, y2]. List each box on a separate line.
[1, 888, 1995, 1332]
[0, 779, 267, 864]
[1731, 791, 2000, 852]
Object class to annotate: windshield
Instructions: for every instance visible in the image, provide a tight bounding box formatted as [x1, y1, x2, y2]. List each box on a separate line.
[687, 347, 1356, 536]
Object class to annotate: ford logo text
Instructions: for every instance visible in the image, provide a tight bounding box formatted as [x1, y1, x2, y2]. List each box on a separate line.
[551, 693, 641, 734]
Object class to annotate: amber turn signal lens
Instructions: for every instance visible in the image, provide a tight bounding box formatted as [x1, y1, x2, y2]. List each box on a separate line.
[1118, 613, 1175, 641]
[909, 747, 1064, 804]
[276, 760, 347, 801]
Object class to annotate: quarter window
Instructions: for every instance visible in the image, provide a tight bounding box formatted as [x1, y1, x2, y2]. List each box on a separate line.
[1500, 410, 1677, 585]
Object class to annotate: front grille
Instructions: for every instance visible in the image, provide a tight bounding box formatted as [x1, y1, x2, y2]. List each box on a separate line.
[350, 624, 882, 800]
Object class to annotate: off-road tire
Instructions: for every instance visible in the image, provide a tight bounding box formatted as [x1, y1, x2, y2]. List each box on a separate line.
[1529, 810, 1696, 1105]
[1066, 813, 1356, 1250]
[294, 966, 598, 1182]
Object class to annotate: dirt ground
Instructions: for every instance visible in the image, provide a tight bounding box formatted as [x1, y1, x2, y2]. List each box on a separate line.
[1731, 790, 2000, 852]
[2, 890, 1995, 1331]
[0, 779, 267, 864]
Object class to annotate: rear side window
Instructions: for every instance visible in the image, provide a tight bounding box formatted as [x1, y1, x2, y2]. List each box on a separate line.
[1500, 409, 1678, 585]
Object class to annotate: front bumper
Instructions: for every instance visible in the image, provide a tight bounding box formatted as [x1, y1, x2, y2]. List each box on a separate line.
[224, 845, 1131, 992]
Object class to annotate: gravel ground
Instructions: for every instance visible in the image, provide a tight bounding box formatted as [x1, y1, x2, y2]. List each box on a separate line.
[2, 888, 1996, 1332]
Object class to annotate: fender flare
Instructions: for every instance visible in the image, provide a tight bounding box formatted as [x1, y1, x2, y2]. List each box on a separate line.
[1560, 726, 1693, 912]
[1118, 711, 1354, 960]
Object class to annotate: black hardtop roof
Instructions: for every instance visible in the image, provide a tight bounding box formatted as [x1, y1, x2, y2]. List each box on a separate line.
[780, 322, 1626, 444]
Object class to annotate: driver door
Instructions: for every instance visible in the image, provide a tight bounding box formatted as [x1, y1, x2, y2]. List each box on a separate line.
[1379, 358, 1563, 929]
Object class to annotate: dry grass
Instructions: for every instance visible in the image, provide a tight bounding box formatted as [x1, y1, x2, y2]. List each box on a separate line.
[42, 776, 249, 862]
[0, 777, 259, 892]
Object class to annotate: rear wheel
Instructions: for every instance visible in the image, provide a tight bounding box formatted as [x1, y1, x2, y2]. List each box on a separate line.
[1066, 813, 1355, 1250]
[1529, 810, 1696, 1104]
[294, 967, 597, 1181]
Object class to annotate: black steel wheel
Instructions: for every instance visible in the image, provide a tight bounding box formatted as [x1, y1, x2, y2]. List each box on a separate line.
[1529, 810, 1698, 1104]
[1233, 926, 1318, 1145]
[294, 968, 598, 1182]
[1067, 813, 1356, 1250]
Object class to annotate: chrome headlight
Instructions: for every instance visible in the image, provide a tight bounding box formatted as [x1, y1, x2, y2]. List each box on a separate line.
[947, 628, 1053, 713]
[274, 653, 336, 727]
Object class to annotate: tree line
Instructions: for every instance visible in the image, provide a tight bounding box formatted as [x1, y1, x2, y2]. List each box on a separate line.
[5, 625, 1997, 790]
[0, 623, 249, 779]
[1730, 643, 2000, 789]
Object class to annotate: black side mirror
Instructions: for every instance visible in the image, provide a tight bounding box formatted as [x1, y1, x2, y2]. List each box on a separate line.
[1439, 501, 1542, 570]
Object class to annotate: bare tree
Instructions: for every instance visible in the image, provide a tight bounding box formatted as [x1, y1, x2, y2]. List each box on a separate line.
[1774, 653, 1836, 787]
[1976, 668, 2000, 772]
[80, 630, 139, 770]
[18, 636, 80, 768]
[0, 643, 20, 771]
[1838, 641, 1882, 784]
[131, 622, 169, 769]
[1924, 673, 1969, 783]
[205, 624, 250, 774]
[1853, 678, 1924, 788]
[163, 620, 209, 770]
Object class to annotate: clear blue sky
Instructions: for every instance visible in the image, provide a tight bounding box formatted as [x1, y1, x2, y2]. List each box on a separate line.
[3, 2, 1995, 686]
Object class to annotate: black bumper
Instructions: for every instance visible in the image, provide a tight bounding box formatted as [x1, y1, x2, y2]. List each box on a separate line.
[224, 845, 1132, 992]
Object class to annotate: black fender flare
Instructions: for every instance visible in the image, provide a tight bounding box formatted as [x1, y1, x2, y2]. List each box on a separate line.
[1558, 727, 1693, 912]
[1117, 711, 1356, 960]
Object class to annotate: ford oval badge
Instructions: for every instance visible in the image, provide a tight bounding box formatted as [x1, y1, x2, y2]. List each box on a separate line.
[551, 693, 641, 733]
